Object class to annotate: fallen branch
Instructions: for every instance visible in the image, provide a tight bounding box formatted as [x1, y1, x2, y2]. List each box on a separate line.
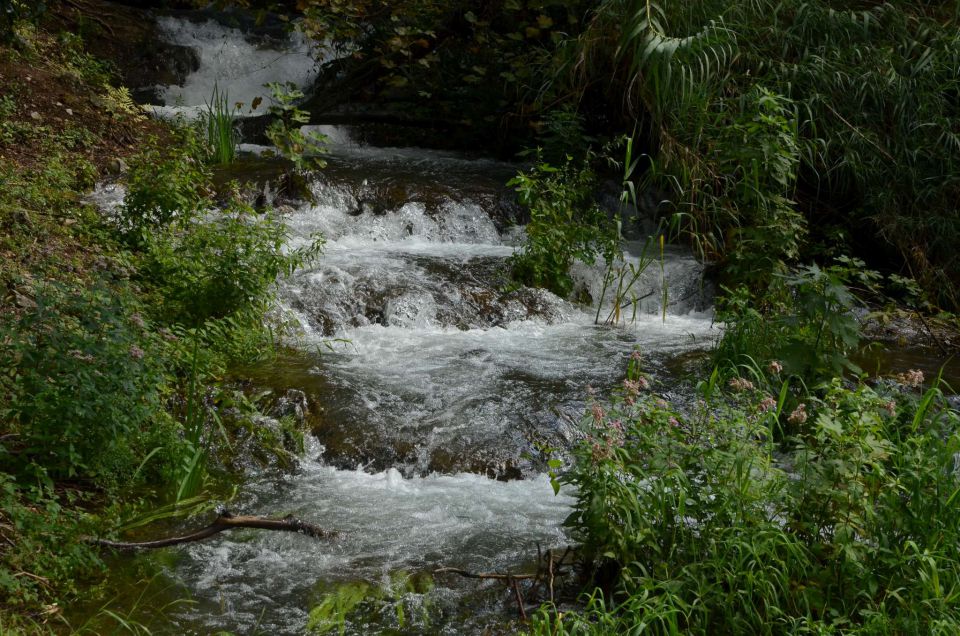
[85, 512, 334, 550]
[434, 567, 538, 581]
[435, 548, 575, 621]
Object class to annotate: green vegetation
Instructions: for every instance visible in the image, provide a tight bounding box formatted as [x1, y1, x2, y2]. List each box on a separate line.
[535, 355, 960, 634]
[264, 82, 328, 170]
[2, 0, 959, 632]
[202, 84, 239, 165]
[0, 1, 44, 43]
[715, 258, 873, 387]
[307, 572, 434, 635]
[292, 0, 958, 309]
[0, 22, 320, 630]
[508, 152, 618, 299]
[545, 0, 959, 308]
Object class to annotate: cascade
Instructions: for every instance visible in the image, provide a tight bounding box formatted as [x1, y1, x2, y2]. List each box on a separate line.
[97, 15, 718, 633]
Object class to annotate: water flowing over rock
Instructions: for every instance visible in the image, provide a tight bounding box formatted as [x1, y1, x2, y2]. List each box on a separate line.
[146, 14, 327, 120]
[97, 19, 718, 633]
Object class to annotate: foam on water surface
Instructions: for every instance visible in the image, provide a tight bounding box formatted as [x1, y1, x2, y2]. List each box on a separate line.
[169, 444, 574, 635]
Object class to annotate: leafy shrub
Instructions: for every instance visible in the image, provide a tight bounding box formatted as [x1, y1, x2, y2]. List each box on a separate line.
[137, 199, 322, 328]
[539, 361, 960, 634]
[715, 257, 878, 385]
[264, 82, 327, 170]
[509, 154, 619, 298]
[0, 280, 174, 486]
[0, 475, 102, 611]
[117, 134, 208, 246]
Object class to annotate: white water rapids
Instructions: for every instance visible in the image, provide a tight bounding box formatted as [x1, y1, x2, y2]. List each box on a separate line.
[100, 15, 719, 634]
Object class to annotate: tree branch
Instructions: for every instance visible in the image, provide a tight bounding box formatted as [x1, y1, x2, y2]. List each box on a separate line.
[433, 567, 538, 581]
[85, 512, 334, 550]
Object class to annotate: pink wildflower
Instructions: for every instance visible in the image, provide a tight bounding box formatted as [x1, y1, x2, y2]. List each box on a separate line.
[767, 360, 783, 375]
[895, 369, 925, 388]
[591, 441, 609, 462]
[758, 396, 777, 413]
[883, 400, 896, 417]
[592, 402, 605, 424]
[788, 403, 808, 425]
[128, 345, 145, 360]
[728, 377, 755, 392]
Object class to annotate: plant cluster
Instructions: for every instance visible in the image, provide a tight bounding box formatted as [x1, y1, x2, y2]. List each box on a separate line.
[508, 152, 619, 299]
[307, 572, 434, 635]
[0, 281, 176, 486]
[0, 0, 45, 43]
[264, 81, 328, 171]
[201, 84, 240, 165]
[536, 357, 960, 634]
[0, 73, 320, 626]
[715, 257, 876, 386]
[544, 0, 960, 308]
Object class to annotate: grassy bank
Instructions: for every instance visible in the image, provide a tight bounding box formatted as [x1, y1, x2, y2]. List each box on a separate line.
[0, 14, 316, 632]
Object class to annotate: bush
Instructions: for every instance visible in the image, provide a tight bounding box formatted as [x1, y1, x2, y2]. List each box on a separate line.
[138, 200, 312, 328]
[118, 136, 323, 330]
[117, 134, 208, 247]
[0, 280, 175, 487]
[0, 475, 102, 611]
[540, 361, 960, 634]
[509, 153, 618, 298]
[714, 257, 875, 385]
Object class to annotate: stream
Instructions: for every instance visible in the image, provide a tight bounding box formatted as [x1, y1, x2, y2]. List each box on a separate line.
[88, 15, 718, 635]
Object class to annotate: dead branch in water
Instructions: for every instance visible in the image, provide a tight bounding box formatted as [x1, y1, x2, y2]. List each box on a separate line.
[85, 511, 334, 550]
[434, 546, 576, 621]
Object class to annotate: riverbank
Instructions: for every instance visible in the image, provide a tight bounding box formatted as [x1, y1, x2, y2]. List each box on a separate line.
[0, 9, 317, 631]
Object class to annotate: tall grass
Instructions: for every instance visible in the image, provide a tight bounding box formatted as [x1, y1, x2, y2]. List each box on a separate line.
[202, 84, 238, 165]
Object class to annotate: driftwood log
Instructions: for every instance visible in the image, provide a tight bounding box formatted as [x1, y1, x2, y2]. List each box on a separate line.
[85, 512, 334, 550]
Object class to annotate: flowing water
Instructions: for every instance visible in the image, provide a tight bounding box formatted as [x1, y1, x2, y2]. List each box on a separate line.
[91, 16, 719, 634]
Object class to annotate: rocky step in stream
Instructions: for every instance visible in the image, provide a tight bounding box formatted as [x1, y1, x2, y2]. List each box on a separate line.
[90, 14, 718, 635]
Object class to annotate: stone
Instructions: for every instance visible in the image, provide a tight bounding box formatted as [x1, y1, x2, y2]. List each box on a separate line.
[107, 158, 128, 175]
[13, 289, 36, 310]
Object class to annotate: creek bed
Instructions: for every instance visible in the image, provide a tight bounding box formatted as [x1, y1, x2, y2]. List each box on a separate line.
[84, 15, 718, 634]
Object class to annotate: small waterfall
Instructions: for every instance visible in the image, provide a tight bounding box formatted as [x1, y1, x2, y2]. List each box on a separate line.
[99, 18, 718, 632]
[271, 148, 716, 487]
[147, 15, 326, 120]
